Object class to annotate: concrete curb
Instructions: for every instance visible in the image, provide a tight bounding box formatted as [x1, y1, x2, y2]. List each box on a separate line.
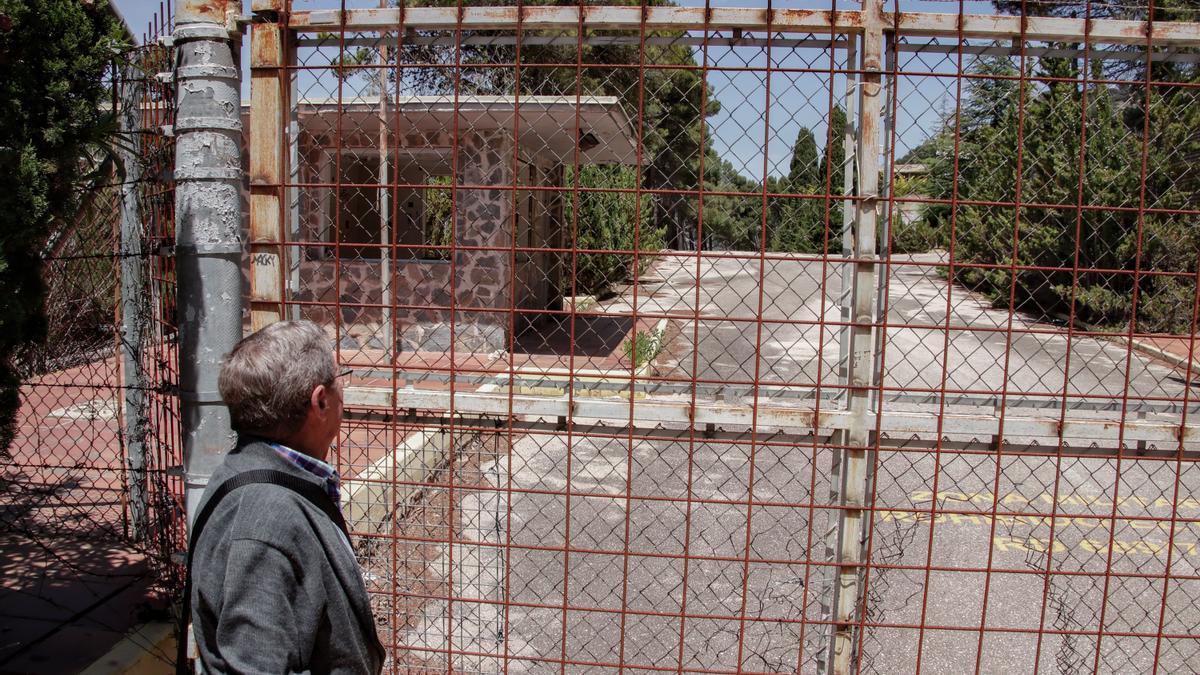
[500, 317, 671, 397]
[342, 316, 675, 527]
[1127, 337, 1200, 375]
[1048, 309, 1200, 377]
[343, 429, 452, 531]
[343, 383, 500, 530]
[79, 621, 174, 675]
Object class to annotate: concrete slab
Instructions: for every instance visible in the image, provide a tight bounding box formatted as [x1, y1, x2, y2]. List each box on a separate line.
[0, 623, 126, 675]
[79, 622, 174, 675]
[370, 254, 1200, 672]
[0, 531, 161, 674]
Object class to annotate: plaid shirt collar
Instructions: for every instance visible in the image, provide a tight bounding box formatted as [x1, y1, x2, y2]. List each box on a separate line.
[269, 442, 341, 505]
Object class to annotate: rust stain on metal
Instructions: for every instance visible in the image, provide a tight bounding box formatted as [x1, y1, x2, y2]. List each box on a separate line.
[250, 23, 281, 65]
[767, 407, 817, 430]
[250, 0, 286, 13]
[481, 7, 516, 18]
[1175, 424, 1188, 443]
[185, 0, 235, 24]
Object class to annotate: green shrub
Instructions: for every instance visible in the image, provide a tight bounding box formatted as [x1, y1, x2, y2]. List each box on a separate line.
[622, 326, 665, 370]
[564, 165, 664, 297]
[888, 213, 942, 255]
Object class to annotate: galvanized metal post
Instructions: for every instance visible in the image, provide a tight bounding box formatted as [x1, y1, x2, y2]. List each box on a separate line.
[835, 35, 858, 399]
[174, 0, 245, 524]
[871, 33, 896, 412]
[819, 31, 860, 672]
[378, 38, 392, 355]
[828, 0, 884, 672]
[117, 58, 148, 541]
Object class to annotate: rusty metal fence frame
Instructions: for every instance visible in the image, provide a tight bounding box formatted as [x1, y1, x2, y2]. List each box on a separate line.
[233, 2, 1200, 673]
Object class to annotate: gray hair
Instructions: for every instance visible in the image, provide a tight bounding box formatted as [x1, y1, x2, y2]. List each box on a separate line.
[218, 320, 336, 437]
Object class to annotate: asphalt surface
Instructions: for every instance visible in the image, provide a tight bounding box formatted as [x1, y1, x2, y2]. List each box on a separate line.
[390, 253, 1200, 673]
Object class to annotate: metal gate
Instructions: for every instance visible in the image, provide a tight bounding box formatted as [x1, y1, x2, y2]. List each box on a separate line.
[238, 2, 1200, 672]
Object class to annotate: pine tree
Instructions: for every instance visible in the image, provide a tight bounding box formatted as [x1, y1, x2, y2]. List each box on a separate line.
[924, 54, 1021, 294]
[1129, 79, 1200, 332]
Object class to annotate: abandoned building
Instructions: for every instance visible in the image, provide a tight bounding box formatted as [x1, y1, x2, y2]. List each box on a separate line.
[239, 95, 637, 353]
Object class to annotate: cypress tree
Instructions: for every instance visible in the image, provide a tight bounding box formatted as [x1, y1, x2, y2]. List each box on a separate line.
[788, 126, 820, 188]
[819, 106, 848, 199]
[768, 126, 827, 253]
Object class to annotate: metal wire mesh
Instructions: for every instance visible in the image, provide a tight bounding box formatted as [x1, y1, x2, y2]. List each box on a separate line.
[131, 7, 187, 592]
[247, 2, 1200, 672]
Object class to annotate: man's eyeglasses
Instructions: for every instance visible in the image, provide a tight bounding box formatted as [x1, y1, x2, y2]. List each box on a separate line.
[331, 368, 353, 389]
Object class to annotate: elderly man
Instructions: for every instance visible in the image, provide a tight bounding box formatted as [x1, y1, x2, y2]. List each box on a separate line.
[183, 320, 384, 674]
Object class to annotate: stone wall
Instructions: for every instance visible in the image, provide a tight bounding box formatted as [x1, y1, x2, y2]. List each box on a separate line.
[448, 129, 512, 352]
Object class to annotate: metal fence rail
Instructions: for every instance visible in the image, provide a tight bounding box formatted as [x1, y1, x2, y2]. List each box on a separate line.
[235, 2, 1200, 672]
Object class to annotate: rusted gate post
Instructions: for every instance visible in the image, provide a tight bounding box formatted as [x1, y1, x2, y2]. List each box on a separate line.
[249, 0, 290, 331]
[174, 0, 245, 523]
[827, 0, 884, 672]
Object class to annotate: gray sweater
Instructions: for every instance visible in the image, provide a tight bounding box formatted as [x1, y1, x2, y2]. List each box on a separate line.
[189, 439, 385, 674]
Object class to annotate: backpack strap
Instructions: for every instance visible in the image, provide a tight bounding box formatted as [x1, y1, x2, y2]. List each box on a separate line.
[176, 469, 351, 674]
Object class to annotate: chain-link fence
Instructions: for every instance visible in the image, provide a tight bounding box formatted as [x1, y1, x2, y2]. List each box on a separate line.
[230, 1, 1200, 672]
[12, 0, 1197, 672]
[125, 6, 187, 594]
[1, 2, 184, 618]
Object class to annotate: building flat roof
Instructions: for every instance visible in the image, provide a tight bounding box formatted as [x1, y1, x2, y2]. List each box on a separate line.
[279, 95, 639, 166]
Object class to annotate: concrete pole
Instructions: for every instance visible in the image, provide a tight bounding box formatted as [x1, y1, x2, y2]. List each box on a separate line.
[117, 58, 148, 541]
[173, 0, 244, 524]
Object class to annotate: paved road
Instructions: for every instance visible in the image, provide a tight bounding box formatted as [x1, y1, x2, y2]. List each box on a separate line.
[624, 252, 1191, 409]
[391, 254, 1200, 673]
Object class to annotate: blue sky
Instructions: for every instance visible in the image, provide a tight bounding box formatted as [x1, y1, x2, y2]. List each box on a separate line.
[113, 0, 997, 179]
